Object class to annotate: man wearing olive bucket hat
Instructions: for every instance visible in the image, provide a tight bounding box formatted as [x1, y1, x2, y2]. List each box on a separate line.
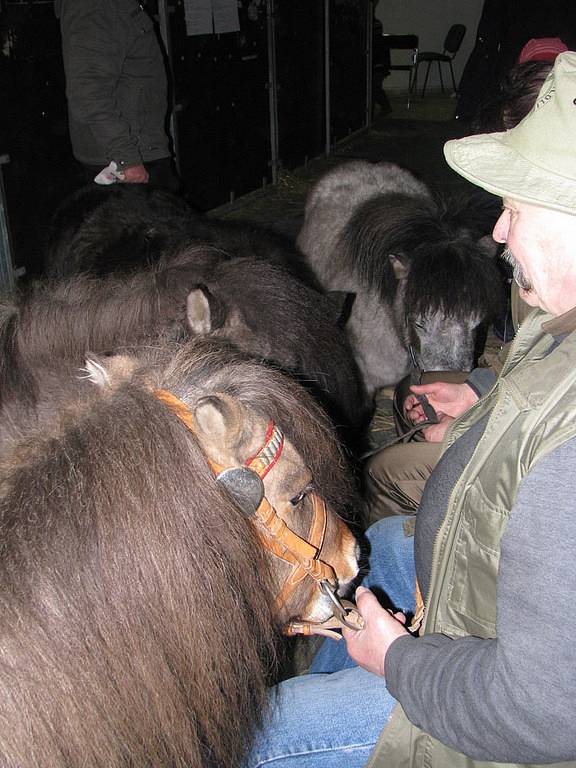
[246, 52, 576, 768]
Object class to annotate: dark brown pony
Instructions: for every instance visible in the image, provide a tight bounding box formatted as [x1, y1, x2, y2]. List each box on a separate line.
[0, 338, 360, 768]
[1, 244, 367, 446]
[40, 184, 368, 443]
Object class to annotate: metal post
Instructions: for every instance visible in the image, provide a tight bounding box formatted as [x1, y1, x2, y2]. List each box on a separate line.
[365, 0, 373, 128]
[0, 154, 16, 293]
[157, 0, 180, 172]
[324, 0, 331, 155]
[266, 0, 280, 185]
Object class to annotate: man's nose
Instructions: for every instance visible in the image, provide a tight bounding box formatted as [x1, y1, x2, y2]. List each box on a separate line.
[492, 209, 509, 244]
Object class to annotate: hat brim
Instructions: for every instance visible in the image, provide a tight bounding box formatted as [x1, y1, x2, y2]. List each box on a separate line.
[444, 133, 576, 214]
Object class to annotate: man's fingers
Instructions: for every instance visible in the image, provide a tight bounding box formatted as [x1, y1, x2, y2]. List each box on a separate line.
[354, 585, 376, 612]
[409, 383, 437, 396]
[354, 588, 406, 625]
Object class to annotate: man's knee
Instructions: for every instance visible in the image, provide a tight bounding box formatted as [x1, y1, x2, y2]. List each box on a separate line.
[364, 441, 443, 522]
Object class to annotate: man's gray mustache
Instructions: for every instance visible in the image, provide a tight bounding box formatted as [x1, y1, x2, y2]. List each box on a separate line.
[501, 246, 532, 291]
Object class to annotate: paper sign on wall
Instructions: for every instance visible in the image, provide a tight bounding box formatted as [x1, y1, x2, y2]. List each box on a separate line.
[184, 0, 240, 36]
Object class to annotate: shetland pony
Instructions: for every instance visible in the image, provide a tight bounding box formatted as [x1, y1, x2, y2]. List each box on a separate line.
[45, 184, 316, 284]
[0, 338, 360, 768]
[297, 160, 504, 397]
[1, 246, 368, 443]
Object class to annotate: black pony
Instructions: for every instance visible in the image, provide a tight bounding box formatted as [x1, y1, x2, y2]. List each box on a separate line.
[45, 184, 316, 283]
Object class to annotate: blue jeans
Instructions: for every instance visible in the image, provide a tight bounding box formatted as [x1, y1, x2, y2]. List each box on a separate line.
[246, 515, 416, 767]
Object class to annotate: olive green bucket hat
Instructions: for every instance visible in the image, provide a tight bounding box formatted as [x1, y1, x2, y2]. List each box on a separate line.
[444, 51, 576, 214]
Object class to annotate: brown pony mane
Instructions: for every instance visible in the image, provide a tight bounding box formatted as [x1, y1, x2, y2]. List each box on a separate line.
[0, 270, 190, 409]
[0, 338, 359, 768]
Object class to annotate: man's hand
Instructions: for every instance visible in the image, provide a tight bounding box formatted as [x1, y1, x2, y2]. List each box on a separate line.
[420, 413, 455, 442]
[121, 164, 149, 183]
[342, 587, 410, 677]
[404, 381, 479, 435]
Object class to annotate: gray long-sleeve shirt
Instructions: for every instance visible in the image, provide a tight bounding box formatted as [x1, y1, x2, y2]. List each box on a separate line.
[385, 418, 576, 763]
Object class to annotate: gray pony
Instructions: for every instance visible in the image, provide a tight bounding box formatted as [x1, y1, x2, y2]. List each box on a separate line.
[297, 160, 503, 398]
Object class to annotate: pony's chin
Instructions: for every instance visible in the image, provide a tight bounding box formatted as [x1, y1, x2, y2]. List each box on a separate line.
[302, 593, 338, 624]
[337, 576, 358, 599]
[300, 579, 357, 624]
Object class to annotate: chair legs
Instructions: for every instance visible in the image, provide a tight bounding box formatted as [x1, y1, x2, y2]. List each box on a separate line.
[407, 66, 418, 109]
[437, 61, 445, 92]
[422, 61, 432, 97]
[448, 60, 457, 93]
[421, 59, 457, 97]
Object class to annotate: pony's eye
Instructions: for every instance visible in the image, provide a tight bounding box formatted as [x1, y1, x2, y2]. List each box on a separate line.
[290, 490, 307, 506]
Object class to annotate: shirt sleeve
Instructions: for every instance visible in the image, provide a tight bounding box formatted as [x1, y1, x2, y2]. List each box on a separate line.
[384, 436, 576, 763]
[60, 0, 142, 166]
[465, 366, 496, 399]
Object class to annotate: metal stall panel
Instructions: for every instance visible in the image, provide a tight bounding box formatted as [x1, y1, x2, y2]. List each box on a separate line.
[167, 0, 272, 210]
[273, 0, 325, 171]
[0, 155, 16, 291]
[1, 0, 79, 279]
[329, 0, 370, 147]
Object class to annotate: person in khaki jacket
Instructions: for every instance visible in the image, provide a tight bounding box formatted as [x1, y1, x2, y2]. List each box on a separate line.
[246, 52, 576, 768]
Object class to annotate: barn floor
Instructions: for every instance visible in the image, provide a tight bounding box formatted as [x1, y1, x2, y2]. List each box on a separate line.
[211, 89, 473, 238]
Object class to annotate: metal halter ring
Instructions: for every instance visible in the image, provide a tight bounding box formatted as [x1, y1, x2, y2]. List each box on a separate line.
[320, 580, 365, 631]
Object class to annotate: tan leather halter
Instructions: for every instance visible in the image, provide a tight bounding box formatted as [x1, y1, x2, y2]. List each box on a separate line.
[154, 389, 363, 638]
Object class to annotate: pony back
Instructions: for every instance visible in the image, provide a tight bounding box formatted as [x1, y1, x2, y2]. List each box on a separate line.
[0, 356, 278, 768]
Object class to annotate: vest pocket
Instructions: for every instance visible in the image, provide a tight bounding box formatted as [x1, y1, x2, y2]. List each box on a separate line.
[443, 483, 509, 637]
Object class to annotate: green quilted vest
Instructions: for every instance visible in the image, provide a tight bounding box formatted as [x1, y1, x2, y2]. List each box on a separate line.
[368, 310, 576, 768]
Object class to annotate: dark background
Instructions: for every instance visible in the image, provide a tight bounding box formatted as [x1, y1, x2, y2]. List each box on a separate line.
[0, 0, 369, 278]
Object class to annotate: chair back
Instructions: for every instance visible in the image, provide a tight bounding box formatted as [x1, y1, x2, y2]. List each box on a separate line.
[444, 24, 466, 58]
[383, 34, 419, 52]
[383, 34, 419, 70]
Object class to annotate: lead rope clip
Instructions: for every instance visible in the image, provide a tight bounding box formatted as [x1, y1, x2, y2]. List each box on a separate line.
[285, 582, 365, 641]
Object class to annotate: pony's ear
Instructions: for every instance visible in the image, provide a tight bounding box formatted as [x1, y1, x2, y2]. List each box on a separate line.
[186, 286, 227, 334]
[389, 253, 410, 280]
[477, 234, 500, 258]
[82, 354, 139, 389]
[193, 394, 245, 450]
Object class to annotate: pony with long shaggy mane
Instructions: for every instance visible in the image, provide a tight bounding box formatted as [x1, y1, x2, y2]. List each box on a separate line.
[0, 338, 360, 768]
[0, 243, 368, 443]
[297, 160, 504, 396]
